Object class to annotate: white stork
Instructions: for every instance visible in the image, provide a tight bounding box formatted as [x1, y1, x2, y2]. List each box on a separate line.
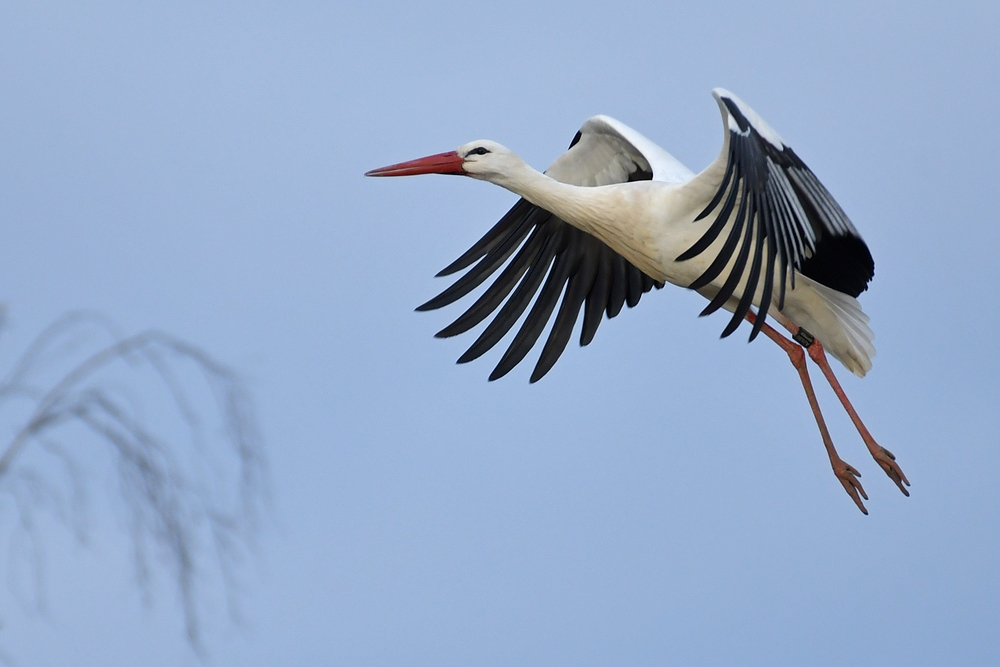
[366, 88, 909, 514]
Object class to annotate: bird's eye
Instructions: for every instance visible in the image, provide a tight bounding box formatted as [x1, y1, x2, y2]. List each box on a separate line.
[468, 147, 491, 156]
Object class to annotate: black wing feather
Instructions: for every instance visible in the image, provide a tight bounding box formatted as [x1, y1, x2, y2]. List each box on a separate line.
[605, 253, 629, 318]
[678, 95, 874, 339]
[454, 222, 562, 364]
[675, 144, 740, 262]
[416, 205, 538, 311]
[434, 198, 535, 277]
[420, 154, 662, 381]
[433, 225, 547, 338]
[532, 243, 599, 382]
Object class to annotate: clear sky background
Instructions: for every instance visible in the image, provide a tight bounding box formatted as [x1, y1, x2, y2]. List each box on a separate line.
[1, 1, 999, 665]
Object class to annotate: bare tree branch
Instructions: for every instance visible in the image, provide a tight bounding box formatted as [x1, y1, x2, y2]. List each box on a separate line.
[0, 310, 267, 656]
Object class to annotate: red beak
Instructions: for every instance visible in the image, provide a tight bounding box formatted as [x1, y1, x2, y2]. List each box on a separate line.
[365, 151, 466, 177]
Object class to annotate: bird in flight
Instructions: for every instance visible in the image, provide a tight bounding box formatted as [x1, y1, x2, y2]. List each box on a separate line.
[366, 88, 909, 514]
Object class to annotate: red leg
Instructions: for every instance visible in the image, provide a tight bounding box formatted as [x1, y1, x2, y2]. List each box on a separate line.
[745, 312, 869, 514]
[768, 312, 911, 496]
[805, 339, 910, 495]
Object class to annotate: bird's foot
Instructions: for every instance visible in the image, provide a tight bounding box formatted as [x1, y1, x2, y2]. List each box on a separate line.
[832, 457, 869, 515]
[872, 445, 910, 497]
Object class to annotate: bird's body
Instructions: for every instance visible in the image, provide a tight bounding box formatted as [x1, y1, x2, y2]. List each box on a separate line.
[367, 88, 907, 513]
[452, 123, 875, 377]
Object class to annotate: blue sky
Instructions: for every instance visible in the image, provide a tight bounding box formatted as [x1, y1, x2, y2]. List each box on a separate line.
[2, 1, 999, 665]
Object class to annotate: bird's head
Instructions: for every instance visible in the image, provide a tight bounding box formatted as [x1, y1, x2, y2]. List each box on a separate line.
[365, 140, 520, 182]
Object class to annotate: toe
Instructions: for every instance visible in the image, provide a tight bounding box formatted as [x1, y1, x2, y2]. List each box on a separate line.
[876, 448, 911, 495]
[834, 461, 869, 514]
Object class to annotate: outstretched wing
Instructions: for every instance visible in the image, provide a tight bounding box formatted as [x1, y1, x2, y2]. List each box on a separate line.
[678, 89, 874, 341]
[418, 117, 691, 383]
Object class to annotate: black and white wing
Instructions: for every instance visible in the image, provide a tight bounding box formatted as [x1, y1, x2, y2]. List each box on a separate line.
[417, 116, 692, 383]
[678, 88, 874, 341]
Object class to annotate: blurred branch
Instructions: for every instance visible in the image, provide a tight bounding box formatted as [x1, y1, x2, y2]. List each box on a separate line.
[0, 310, 267, 654]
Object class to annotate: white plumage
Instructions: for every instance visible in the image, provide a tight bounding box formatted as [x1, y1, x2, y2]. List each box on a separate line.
[367, 88, 908, 514]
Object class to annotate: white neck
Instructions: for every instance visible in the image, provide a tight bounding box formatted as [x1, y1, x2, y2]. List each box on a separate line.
[474, 154, 666, 279]
[481, 157, 618, 238]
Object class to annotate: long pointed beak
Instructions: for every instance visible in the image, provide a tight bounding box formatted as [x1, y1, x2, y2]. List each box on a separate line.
[365, 151, 466, 177]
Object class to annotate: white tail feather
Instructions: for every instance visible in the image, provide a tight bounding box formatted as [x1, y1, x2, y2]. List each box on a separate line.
[787, 277, 876, 377]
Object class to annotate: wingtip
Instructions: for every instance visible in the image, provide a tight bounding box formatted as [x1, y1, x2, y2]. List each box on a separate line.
[529, 361, 553, 384]
[711, 87, 733, 101]
[456, 350, 478, 365]
[488, 365, 511, 382]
